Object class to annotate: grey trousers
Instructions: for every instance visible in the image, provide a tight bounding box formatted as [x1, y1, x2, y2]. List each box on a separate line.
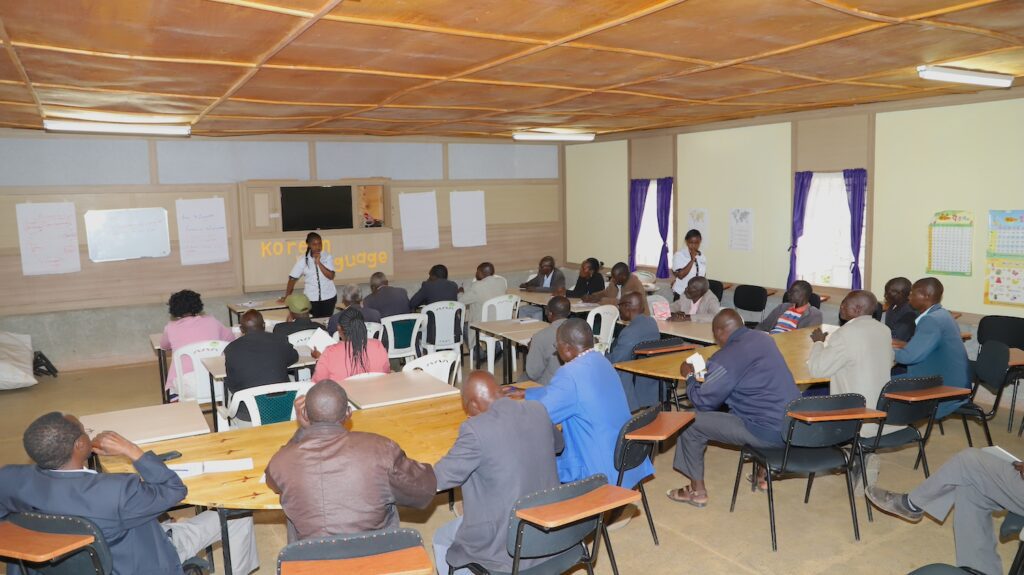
[909, 448, 1024, 575]
[673, 411, 778, 482]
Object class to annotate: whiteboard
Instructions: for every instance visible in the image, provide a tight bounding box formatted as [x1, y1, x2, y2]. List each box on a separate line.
[398, 191, 439, 250]
[176, 198, 229, 266]
[450, 191, 487, 247]
[16, 202, 82, 276]
[84, 208, 171, 262]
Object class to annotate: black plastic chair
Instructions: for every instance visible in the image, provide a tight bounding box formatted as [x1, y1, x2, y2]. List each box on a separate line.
[730, 394, 866, 551]
[277, 528, 425, 574]
[906, 512, 1024, 575]
[957, 341, 1010, 447]
[733, 285, 768, 328]
[782, 291, 822, 309]
[707, 279, 725, 302]
[614, 406, 660, 545]
[978, 315, 1024, 432]
[450, 474, 616, 575]
[7, 512, 111, 575]
[907, 565, 986, 575]
[630, 338, 696, 411]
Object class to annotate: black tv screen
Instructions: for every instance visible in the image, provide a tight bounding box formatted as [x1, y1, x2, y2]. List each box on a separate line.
[280, 185, 354, 232]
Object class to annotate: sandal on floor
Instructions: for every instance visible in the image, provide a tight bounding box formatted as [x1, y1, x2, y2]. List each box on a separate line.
[666, 487, 708, 508]
[745, 472, 768, 492]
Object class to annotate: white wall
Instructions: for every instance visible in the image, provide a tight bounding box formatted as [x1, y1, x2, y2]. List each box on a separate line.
[565, 140, 628, 265]
[0, 138, 150, 186]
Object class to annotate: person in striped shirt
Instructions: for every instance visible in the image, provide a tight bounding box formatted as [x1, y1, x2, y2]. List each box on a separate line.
[756, 280, 822, 334]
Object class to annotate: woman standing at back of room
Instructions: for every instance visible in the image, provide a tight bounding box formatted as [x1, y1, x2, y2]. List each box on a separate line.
[160, 289, 234, 400]
[280, 231, 337, 318]
[670, 229, 707, 302]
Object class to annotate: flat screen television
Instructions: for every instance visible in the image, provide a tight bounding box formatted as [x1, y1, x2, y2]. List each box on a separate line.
[280, 185, 354, 232]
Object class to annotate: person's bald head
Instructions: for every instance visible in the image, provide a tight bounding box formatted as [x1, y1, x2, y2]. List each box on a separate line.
[240, 310, 265, 334]
[884, 277, 912, 308]
[546, 296, 571, 321]
[461, 371, 501, 417]
[304, 380, 350, 424]
[684, 276, 709, 302]
[555, 318, 594, 363]
[909, 277, 944, 312]
[839, 290, 877, 322]
[618, 291, 643, 322]
[476, 262, 494, 281]
[711, 309, 744, 346]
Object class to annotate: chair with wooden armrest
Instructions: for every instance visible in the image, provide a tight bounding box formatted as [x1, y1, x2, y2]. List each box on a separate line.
[957, 340, 1011, 447]
[630, 338, 697, 411]
[448, 475, 638, 575]
[729, 394, 886, 551]
[276, 528, 431, 575]
[1, 513, 111, 575]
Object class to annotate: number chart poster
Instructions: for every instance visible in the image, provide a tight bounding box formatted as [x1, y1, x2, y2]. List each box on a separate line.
[985, 210, 1024, 307]
[927, 210, 973, 277]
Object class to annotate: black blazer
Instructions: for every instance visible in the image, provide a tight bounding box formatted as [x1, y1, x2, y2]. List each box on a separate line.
[566, 273, 605, 298]
[409, 279, 459, 309]
[224, 331, 299, 420]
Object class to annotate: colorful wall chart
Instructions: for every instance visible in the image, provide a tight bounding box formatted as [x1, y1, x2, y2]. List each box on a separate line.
[927, 210, 973, 276]
[985, 210, 1024, 307]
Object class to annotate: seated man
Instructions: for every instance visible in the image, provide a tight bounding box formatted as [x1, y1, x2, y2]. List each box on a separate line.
[606, 292, 661, 411]
[433, 371, 562, 575]
[868, 448, 1024, 575]
[460, 262, 509, 354]
[409, 264, 459, 309]
[224, 310, 299, 422]
[328, 284, 381, 335]
[668, 309, 800, 507]
[894, 277, 969, 419]
[669, 276, 721, 321]
[0, 413, 257, 575]
[521, 296, 571, 386]
[511, 319, 653, 491]
[883, 276, 917, 342]
[519, 256, 566, 320]
[272, 293, 323, 338]
[756, 280, 822, 333]
[362, 272, 411, 319]
[266, 380, 436, 541]
[584, 261, 649, 315]
[565, 258, 605, 298]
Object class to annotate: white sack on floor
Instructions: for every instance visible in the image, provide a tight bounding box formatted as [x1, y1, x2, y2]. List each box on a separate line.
[0, 331, 37, 390]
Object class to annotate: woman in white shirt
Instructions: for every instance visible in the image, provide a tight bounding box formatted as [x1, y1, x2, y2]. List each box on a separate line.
[671, 229, 707, 301]
[280, 232, 337, 317]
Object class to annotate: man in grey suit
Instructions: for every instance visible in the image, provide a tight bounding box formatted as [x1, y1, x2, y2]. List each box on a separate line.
[432, 371, 562, 575]
[520, 296, 570, 386]
[362, 271, 411, 318]
[518, 255, 567, 320]
[607, 291, 662, 411]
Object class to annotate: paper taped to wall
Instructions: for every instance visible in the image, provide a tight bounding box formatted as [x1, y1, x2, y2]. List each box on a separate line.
[16, 202, 81, 276]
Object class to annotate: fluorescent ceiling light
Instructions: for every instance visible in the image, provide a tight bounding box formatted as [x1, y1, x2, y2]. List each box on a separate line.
[45, 108, 193, 125]
[43, 119, 191, 137]
[513, 131, 595, 142]
[916, 65, 1013, 88]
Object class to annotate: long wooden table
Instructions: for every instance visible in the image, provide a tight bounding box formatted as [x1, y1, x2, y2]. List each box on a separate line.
[508, 288, 598, 314]
[471, 319, 550, 384]
[652, 319, 715, 344]
[226, 299, 289, 326]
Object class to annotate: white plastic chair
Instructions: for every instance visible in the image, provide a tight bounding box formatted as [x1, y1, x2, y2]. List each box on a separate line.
[365, 322, 383, 340]
[526, 272, 538, 282]
[217, 381, 312, 429]
[420, 301, 465, 383]
[636, 270, 657, 284]
[475, 294, 521, 376]
[586, 305, 620, 349]
[171, 340, 230, 404]
[403, 351, 459, 386]
[381, 313, 426, 362]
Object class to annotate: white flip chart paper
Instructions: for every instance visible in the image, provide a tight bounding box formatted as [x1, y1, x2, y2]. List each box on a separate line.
[399, 191, 440, 250]
[16, 202, 81, 276]
[450, 190, 487, 247]
[176, 197, 229, 266]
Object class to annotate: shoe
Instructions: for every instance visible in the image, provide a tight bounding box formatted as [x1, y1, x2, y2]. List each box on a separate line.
[866, 486, 923, 522]
[605, 505, 636, 531]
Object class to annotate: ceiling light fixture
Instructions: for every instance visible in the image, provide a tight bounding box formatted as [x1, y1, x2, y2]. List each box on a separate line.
[43, 119, 192, 137]
[512, 131, 596, 142]
[916, 65, 1013, 88]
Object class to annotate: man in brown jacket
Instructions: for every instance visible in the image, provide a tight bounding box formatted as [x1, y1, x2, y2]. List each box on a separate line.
[583, 261, 650, 314]
[265, 380, 437, 541]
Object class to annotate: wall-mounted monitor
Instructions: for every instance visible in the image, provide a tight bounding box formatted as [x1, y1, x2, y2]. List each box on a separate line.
[280, 185, 353, 231]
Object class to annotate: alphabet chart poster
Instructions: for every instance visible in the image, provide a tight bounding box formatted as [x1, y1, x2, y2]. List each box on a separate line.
[927, 210, 973, 276]
[985, 210, 1024, 307]
[987, 210, 1024, 258]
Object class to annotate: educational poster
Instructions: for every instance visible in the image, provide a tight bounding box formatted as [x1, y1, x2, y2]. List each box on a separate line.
[927, 210, 973, 276]
[176, 197, 229, 266]
[16, 201, 81, 276]
[687, 208, 709, 247]
[728, 208, 753, 251]
[449, 190, 487, 248]
[985, 210, 1024, 306]
[398, 191, 439, 250]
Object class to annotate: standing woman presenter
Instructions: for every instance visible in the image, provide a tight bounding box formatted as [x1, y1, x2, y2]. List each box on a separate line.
[280, 232, 337, 317]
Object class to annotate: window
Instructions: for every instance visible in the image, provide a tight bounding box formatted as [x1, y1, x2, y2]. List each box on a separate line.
[635, 180, 673, 268]
[795, 172, 866, 289]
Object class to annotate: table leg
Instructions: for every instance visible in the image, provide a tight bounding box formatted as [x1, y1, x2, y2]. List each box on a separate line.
[209, 373, 219, 432]
[218, 508, 234, 575]
[157, 349, 168, 404]
[229, 310, 236, 327]
[503, 336, 514, 385]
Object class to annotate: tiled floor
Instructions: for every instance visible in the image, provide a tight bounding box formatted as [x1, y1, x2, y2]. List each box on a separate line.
[2, 363, 1023, 574]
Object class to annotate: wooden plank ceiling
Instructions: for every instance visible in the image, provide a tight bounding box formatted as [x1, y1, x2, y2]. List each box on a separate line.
[0, 0, 1021, 138]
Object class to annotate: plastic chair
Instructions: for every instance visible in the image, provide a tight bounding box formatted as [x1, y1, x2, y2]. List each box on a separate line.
[707, 279, 725, 302]
[636, 270, 656, 284]
[613, 406, 660, 545]
[277, 528, 428, 575]
[4, 512, 111, 575]
[957, 341, 1011, 447]
[976, 316, 1024, 433]
[421, 301, 465, 382]
[217, 381, 312, 429]
[586, 305, 620, 349]
[286, 329, 317, 348]
[171, 340, 230, 404]
[403, 351, 459, 386]
[733, 285, 768, 328]
[381, 313, 426, 363]
[364, 322, 383, 340]
[475, 295, 521, 376]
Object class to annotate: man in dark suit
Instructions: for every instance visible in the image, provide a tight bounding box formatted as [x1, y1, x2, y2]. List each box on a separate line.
[607, 291, 662, 411]
[363, 272, 411, 318]
[883, 276, 917, 342]
[409, 264, 459, 309]
[432, 371, 562, 575]
[0, 412, 257, 575]
[518, 256, 567, 320]
[224, 310, 299, 422]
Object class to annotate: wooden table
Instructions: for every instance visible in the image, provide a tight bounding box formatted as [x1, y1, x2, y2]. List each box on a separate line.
[79, 401, 210, 445]
[227, 299, 288, 326]
[342, 371, 459, 409]
[652, 319, 715, 344]
[1010, 348, 1024, 368]
[200, 351, 317, 431]
[471, 319, 550, 384]
[280, 546, 433, 575]
[150, 333, 168, 403]
[507, 288, 598, 314]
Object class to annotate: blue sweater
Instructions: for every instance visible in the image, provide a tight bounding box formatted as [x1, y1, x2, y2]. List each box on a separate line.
[895, 304, 969, 418]
[686, 327, 801, 445]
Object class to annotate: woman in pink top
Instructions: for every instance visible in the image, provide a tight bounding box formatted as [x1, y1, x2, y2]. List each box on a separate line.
[160, 290, 234, 398]
[312, 307, 390, 383]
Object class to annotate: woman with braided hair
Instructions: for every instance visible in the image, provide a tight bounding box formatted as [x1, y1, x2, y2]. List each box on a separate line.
[311, 306, 390, 382]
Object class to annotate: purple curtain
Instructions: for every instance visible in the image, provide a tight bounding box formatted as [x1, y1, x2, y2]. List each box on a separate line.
[787, 171, 814, 287]
[655, 177, 674, 278]
[843, 168, 868, 289]
[628, 179, 650, 271]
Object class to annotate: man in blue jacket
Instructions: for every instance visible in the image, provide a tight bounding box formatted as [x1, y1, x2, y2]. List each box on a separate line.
[0, 412, 257, 575]
[894, 277, 970, 419]
[667, 309, 800, 507]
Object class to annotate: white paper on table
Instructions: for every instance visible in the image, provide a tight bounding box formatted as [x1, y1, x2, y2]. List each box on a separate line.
[398, 191, 440, 250]
[201, 458, 254, 473]
[259, 473, 266, 484]
[308, 328, 335, 354]
[16, 202, 82, 276]
[517, 318, 540, 324]
[685, 353, 707, 381]
[176, 197, 229, 266]
[982, 445, 1021, 463]
[167, 462, 204, 479]
[449, 190, 487, 247]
